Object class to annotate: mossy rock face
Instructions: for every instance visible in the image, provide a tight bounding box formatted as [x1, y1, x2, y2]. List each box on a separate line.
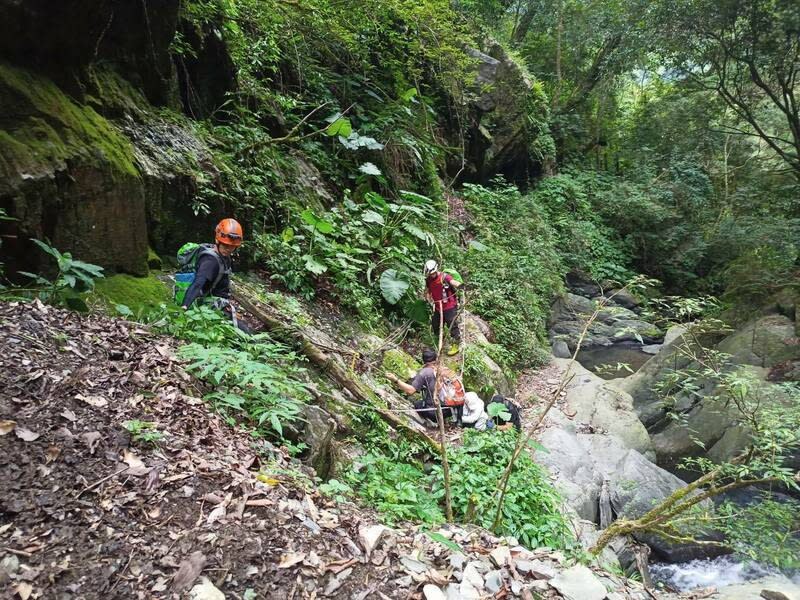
[0, 62, 148, 276]
[459, 344, 513, 399]
[147, 248, 163, 270]
[382, 348, 421, 381]
[0, 62, 139, 178]
[92, 273, 170, 315]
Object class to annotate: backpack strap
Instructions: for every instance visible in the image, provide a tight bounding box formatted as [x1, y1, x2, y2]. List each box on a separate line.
[197, 245, 231, 295]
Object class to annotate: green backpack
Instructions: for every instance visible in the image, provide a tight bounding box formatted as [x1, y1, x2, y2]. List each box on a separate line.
[443, 268, 464, 284]
[173, 243, 225, 305]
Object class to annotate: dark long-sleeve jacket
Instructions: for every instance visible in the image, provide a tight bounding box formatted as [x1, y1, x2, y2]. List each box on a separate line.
[181, 251, 232, 308]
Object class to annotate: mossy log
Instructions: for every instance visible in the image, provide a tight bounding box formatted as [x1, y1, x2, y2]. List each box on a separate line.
[233, 288, 442, 453]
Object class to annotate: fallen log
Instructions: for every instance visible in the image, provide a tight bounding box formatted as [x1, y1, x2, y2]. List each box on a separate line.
[233, 286, 441, 453]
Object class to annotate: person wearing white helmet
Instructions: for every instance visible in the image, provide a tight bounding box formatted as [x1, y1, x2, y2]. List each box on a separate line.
[461, 392, 492, 431]
[423, 259, 462, 355]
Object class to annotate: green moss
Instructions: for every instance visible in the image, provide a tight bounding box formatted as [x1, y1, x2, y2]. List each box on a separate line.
[147, 247, 163, 270]
[87, 67, 150, 117]
[381, 348, 421, 380]
[263, 291, 313, 327]
[0, 62, 139, 179]
[92, 273, 170, 315]
[644, 326, 663, 339]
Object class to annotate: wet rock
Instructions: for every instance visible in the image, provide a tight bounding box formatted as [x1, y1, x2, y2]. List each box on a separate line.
[711, 576, 800, 600]
[549, 564, 606, 600]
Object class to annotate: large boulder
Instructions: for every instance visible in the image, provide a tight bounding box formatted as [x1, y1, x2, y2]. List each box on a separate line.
[611, 324, 702, 428]
[461, 41, 550, 184]
[536, 424, 717, 561]
[651, 365, 796, 470]
[552, 358, 653, 458]
[717, 315, 800, 368]
[549, 293, 661, 351]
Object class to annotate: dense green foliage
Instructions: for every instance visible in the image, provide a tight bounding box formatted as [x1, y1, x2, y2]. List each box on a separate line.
[156, 305, 310, 441]
[447, 181, 565, 365]
[338, 429, 572, 550]
[7, 0, 799, 572]
[433, 430, 571, 549]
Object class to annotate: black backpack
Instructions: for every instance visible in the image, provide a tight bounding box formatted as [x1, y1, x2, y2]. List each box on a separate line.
[488, 395, 521, 430]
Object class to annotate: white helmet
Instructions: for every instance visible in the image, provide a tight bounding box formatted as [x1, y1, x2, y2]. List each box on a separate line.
[423, 259, 438, 276]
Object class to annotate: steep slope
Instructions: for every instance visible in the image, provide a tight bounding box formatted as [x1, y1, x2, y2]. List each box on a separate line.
[0, 300, 678, 599]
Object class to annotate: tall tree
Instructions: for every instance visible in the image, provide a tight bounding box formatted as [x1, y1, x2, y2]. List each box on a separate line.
[657, 0, 800, 180]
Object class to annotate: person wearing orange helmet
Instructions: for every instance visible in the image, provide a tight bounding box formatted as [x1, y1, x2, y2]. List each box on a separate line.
[181, 218, 243, 310]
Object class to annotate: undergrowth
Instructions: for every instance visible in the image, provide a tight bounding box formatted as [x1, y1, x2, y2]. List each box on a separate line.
[335, 428, 573, 550]
[152, 304, 310, 442]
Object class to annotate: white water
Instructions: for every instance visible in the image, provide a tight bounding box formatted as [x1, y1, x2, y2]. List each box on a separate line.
[650, 556, 799, 592]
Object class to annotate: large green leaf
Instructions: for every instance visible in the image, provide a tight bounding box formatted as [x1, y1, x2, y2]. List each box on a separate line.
[303, 255, 328, 275]
[361, 210, 385, 225]
[404, 299, 430, 323]
[379, 269, 410, 304]
[300, 209, 334, 234]
[326, 117, 352, 138]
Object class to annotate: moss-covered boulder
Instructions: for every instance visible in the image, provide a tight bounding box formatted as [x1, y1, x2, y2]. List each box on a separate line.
[381, 348, 421, 381]
[456, 343, 513, 400]
[717, 314, 800, 368]
[0, 62, 219, 277]
[463, 40, 553, 184]
[92, 273, 170, 315]
[0, 62, 149, 275]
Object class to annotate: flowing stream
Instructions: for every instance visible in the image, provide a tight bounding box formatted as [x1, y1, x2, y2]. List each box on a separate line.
[575, 342, 798, 593]
[650, 556, 800, 592]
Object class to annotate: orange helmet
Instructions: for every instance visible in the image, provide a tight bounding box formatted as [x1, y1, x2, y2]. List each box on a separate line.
[215, 218, 243, 247]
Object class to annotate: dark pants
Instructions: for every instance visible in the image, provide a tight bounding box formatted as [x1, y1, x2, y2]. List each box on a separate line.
[414, 400, 453, 425]
[432, 307, 460, 343]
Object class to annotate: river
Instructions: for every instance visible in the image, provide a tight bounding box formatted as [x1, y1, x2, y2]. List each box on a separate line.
[575, 342, 799, 594]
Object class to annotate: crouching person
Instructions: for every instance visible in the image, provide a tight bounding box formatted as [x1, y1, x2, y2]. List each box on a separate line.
[462, 392, 493, 431]
[386, 348, 451, 426]
[487, 395, 522, 431]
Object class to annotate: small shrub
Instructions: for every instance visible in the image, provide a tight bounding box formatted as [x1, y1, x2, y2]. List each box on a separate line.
[123, 420, 165, 445]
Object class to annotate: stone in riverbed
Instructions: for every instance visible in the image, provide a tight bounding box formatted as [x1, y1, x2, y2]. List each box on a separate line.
[548, 565, 607, 600]
[553, 339, 571, 358]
